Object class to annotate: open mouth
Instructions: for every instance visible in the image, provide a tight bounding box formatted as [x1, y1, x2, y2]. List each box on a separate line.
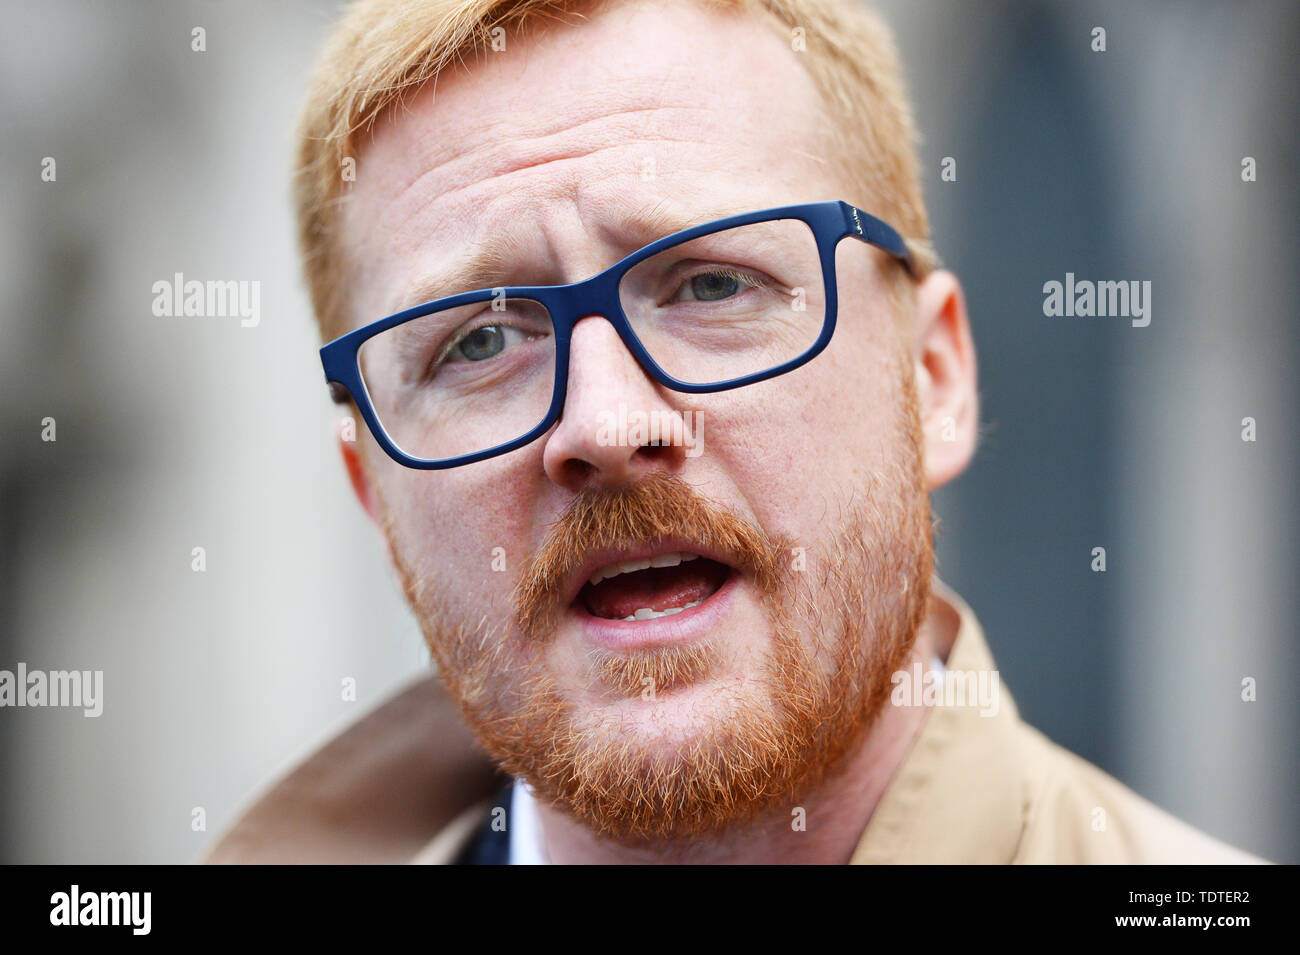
[577, 551, 733, 621]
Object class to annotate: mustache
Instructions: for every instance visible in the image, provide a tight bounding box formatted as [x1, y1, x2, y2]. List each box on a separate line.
[513, 471, 789, 640]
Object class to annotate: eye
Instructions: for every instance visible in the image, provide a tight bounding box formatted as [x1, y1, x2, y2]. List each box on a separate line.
[669, 267, 767, 304]
[440, 318, 549, 368]
[452, 324, 507, 362]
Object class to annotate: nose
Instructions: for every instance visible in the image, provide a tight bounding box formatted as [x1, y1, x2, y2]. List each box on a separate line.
[541, 314, 692, 491]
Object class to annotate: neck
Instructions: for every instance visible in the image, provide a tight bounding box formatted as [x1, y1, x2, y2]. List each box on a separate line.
[534, 597, 953, 864]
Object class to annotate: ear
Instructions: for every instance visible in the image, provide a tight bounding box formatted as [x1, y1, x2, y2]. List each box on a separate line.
[911, 270, 978, 490]
[339, 435, 409, 583]
[340, 433, 383, 525]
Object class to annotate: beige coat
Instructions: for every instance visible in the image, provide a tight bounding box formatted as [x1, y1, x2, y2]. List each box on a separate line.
[201, 585, 1261, 864]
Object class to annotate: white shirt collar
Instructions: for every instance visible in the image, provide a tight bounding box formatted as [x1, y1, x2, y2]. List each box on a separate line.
[508, 777, 550, 865]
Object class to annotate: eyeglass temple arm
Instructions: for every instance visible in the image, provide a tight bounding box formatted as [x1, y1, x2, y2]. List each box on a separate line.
[840, 202, 917, 278]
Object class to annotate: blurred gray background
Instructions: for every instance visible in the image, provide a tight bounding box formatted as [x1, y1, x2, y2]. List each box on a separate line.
[1, 0, 1295, 863]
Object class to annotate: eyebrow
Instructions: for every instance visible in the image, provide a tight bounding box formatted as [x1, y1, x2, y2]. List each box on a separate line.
[393, 230, 528, 314]
[389, 199, 747, 314]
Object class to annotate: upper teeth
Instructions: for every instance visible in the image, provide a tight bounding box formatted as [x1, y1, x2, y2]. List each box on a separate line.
[588, 551, 699, 586]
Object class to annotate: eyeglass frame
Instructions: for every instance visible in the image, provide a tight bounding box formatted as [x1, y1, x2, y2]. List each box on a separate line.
[319, 199, 916, 470]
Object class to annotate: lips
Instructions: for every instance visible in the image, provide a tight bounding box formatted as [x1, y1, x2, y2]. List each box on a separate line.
[581, 552, 731, 620]
[569, 546, 735, 622]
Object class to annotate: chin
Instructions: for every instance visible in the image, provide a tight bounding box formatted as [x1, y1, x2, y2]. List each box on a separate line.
[568, 659, 767, 740]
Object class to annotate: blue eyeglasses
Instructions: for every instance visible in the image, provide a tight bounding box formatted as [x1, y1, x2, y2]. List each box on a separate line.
[320, 199, 915, 469]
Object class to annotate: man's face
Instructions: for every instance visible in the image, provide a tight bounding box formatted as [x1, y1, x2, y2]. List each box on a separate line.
[342, 0, 934, 843]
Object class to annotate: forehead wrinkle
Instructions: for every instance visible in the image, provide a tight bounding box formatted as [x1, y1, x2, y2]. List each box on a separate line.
[393, 132, 702, 238]
[373, 145, 623, 294]
[375, 102, 715, 225]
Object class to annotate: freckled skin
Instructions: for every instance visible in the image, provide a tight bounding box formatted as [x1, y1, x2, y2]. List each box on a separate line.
[337, 0, 977, 862]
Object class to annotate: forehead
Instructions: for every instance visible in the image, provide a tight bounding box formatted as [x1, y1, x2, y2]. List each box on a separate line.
[341, 0, 842, 321]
